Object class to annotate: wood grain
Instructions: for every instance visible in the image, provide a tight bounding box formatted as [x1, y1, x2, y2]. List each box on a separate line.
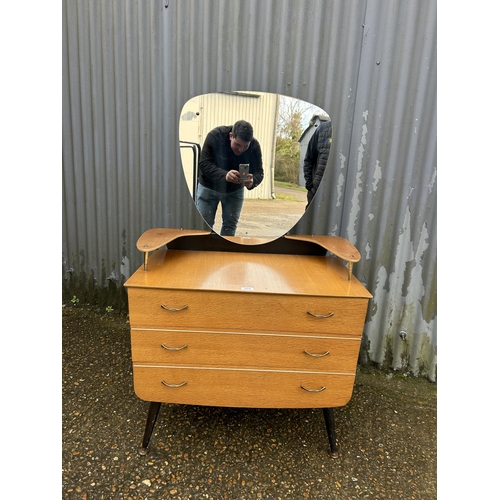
[127, 288, 369, 335]
[136, 228, 211, 252]
[125, 249, 372, 298]
[132, 366, 356, 408]
[285, 234, 361, 262]
[131, 329, 361, 373]
[125, 240, 372, 410]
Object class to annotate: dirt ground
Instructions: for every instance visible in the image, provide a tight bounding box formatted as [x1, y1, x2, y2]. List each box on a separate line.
[62, 305, 437, 499]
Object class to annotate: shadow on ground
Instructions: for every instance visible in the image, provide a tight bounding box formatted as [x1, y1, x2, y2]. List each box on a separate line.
[62, 305, 436, 499]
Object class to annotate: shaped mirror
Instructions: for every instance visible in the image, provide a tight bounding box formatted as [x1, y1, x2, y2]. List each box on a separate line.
[179, 91, 330, 244]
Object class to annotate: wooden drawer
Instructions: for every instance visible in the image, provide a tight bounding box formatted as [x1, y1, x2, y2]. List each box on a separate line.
[131, 329, 361, 373]
[132, 366, 356, 408]
[127, 288, 369, 336]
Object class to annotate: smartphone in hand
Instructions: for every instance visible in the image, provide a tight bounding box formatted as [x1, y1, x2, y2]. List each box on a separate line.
[239, 164, 250, 182]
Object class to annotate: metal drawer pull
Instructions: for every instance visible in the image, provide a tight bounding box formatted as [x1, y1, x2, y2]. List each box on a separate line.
[301, 385, 326, 393]
[161, 380, 187, 388]
[161, 304, 188, 312]
[307, 311, 334, 319]
[304, 350, 330, 357]
[161, 343, 187, 351]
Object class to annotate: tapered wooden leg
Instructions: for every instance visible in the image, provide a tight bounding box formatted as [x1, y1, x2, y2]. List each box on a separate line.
[322, 407, 339, 457]
[138, 402, 162, 455]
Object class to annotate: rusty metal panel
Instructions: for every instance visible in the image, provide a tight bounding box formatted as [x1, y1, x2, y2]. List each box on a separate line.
[62, 0, 437, 379]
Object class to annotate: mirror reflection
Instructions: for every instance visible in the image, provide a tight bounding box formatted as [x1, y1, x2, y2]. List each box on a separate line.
[179, 91, 330, 243]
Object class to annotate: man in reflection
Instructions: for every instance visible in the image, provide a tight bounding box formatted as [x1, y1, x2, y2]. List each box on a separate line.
[303, 120, 332, 209]
[196, 120, 264, 236]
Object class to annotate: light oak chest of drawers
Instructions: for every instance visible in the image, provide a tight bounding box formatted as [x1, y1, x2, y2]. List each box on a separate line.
[125, 229, 372, 456]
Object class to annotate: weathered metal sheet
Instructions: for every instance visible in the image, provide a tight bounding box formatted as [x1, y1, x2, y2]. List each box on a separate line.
[347, 0, 437, 380]
[62, 0, 437, 380]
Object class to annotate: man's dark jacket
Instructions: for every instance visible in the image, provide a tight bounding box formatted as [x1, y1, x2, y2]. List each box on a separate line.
[303, 121, 332, 195]
[198, 125, 264, 193]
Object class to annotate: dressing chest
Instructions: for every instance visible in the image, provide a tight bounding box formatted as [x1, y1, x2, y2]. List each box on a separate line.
[124, 228, 372, 456]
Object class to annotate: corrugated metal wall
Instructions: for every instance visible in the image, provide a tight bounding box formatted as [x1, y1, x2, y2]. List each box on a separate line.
[62, 0, 437, 380]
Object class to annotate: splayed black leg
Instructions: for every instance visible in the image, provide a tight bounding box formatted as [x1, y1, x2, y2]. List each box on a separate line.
[139, 402, 162, 456]
[322, 407, 339, 457]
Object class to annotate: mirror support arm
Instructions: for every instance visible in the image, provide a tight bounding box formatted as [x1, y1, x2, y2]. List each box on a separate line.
[136, 228, 212, 270]
[284, 235, 360, 280]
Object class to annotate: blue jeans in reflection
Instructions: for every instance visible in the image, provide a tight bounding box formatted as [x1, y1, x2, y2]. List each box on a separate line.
[195, 183, 244, 236]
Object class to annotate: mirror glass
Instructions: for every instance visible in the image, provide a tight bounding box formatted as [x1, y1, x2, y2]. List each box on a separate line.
[179, 91, 330, 244]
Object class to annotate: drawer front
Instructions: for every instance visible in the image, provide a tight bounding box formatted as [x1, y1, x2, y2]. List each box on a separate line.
[133, 366, 356, 408]
[127, 288, 368, 335]
[131, 330, 361, 373]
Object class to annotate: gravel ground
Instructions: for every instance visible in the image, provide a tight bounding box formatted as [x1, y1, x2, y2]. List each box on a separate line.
[62, 305, 436, 499]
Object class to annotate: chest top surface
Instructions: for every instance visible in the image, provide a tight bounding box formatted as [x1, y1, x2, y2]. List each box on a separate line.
[125, 249, 372, 299]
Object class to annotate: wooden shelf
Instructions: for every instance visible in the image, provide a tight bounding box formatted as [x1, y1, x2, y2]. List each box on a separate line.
[135, 228, 362, 279]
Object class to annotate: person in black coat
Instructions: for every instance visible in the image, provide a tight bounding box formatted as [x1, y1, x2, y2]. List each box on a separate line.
[196, 120, 264, 236]
[303, 120, 332, 209]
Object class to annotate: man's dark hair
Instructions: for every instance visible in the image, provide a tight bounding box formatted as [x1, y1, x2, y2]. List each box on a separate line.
[232, 120, 254, 142]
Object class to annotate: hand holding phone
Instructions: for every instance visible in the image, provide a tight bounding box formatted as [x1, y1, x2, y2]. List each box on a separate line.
[239, 164, 250, 182]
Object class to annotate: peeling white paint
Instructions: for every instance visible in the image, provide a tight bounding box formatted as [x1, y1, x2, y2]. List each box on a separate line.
[339, 153, 346, 169]
[428, 166, 436, 194]
[121, 255, 130, 279]
[365, 242, 372, 260]
[372, 160, 382, 191]
[364, 206, 436, 380]
[365, 264, 389, 362]
[347, 111, 368, 242]
[336, 172, 345, 207]
[328, 224, 339, 236]
[337, 154, 347, 207]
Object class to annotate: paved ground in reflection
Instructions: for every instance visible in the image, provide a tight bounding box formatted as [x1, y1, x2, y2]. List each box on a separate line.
[212, 186, 308, 238]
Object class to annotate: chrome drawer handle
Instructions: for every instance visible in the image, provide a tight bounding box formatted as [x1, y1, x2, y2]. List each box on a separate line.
[307, 311, 334, 319]
[301, 385, 326, 393]
[161, 380, 187, 388]
[304, 350, 330, 357]
[161, 343, 187, 351]
[161, 304, 188, 312]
